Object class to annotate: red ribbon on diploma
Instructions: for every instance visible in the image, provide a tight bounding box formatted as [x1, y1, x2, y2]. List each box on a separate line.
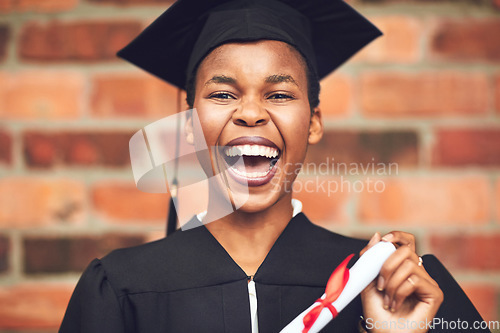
[302, 254, 354, 333]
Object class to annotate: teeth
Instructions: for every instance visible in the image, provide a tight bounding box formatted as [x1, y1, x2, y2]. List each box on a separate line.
[224, 145, 279, 158]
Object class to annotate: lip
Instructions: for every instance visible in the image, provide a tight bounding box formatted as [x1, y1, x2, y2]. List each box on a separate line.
[224, 136, 279, 149]
[219, 136, 281, 187]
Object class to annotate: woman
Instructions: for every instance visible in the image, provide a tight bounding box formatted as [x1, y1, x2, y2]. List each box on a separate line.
[60, 0, 489, 332]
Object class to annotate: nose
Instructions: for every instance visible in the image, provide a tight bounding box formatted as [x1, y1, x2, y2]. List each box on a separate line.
[232, 100, 270, 127]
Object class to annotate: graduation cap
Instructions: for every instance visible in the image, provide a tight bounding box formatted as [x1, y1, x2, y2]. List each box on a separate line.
[117, 0, 382, 235]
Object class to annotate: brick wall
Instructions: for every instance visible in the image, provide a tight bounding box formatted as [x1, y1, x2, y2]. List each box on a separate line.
[0, 0, 499, 331]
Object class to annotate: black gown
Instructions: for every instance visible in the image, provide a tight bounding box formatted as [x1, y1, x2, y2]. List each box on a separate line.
[59, 213, 489, 332]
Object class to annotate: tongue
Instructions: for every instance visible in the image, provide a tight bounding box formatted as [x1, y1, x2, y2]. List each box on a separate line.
[233, 156, 272, 174]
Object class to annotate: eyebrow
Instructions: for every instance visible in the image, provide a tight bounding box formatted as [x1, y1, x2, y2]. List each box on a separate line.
[265, 74, 298, 86]
[203, 73, 298, 87]
[204, 75, 236, 86]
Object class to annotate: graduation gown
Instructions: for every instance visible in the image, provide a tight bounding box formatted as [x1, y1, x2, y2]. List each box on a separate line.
[59, 213, 489, 333]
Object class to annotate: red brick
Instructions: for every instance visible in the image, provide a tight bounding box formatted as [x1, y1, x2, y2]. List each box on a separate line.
[0, 71, 84, 120]
[0, 25, 9, 62]
[496, 179, 500, 223]
[305, 130, 418, 167]
[359, 177, 490, 225]
[432, 129, 500, 167]
[430, 234, 500, 271]
[293, 177, 350, 225]
[70, 132, 132, 166]
[0, 0, 78, 13]
[23, 131, 134, 168]
[91, 73, 180, 118]
[0, 178, 85, 228]
[23, 133, 56, 167]
[24, 234, 145, 274]
[496, 0, 500, 9]
[92, 182, 169, 223]
[430, 19, 500, 62]
[360, 71, 489, 117]
[19, 21, 142, 62]
[495, 75, 500, 114]
[0, 130, 12, 165]
[0, 284, 73, 329]
[318, 73, 352, 117]
[0, 235, 9, 273]
[461, 284, 498, 322]
[353, 16, 420, 63]
[88, 0, 172, 4]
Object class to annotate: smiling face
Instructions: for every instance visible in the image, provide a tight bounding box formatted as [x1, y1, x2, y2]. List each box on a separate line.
[189, 40, 323, 215]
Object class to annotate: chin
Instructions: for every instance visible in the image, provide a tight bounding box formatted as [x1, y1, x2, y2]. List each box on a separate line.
[236, 201, 272, 214]
[234, 190, 289, 215]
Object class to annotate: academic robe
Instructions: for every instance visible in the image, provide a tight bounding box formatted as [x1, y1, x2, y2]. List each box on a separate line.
[59, 213, 489, 333]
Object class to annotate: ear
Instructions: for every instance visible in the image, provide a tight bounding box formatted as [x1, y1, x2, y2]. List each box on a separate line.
[308, 107, 323, 145]
[184, 110, 194, 145]
[179, 89, 190, 111]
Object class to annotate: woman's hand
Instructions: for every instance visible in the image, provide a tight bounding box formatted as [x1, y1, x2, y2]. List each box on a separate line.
[360, 232, 443, 333]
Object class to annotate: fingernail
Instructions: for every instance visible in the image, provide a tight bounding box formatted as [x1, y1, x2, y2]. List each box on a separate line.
[368, 232, 380, 247]
[383, 295, 390, 310]
[390, 300, 396, 313]
[376, 276, 385, 291]
[382, 233, 394, 242]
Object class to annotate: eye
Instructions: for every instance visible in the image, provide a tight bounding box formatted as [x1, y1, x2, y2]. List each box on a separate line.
[267, 93, 295, 101]
[208, 92, 236, 100]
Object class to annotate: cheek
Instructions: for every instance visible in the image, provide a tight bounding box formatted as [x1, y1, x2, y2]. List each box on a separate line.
[191, 108, 228, 176]
[193, 103, 231, 146]
[274, 108, 311, 150]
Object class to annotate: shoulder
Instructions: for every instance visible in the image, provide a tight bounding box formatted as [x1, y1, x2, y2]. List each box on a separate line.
[97, 237, 171, 295]
[101, 236, 169, 268]
[420, 254, 490, 329]
[101, 228, 183, 270]
[95, 219, 249, 295]
[97, 224, 216, 295]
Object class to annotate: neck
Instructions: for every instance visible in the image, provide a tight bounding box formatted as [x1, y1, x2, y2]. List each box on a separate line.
[204, 192, 294, 276]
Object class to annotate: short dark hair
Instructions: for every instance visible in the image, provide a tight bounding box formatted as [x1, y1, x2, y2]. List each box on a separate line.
[185, 43, 320, 112]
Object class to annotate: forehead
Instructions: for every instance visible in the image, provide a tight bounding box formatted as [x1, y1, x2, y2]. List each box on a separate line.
[197, 40, 308, 79]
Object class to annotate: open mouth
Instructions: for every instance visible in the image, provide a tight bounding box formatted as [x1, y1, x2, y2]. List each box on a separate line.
[220, 137, 281, 186]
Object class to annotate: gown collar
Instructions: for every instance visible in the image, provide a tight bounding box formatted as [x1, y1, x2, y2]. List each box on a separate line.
[180, 208, 365, 289]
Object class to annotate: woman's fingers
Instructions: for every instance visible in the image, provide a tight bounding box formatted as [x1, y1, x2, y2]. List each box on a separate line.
[381, 231, 416, 252]
[374, 232, 443, 313]
[382, 254, 422, 311]
[377, 245, 419, 292]
[360, 230, 444, 324]
[391, 273, 444, 313]
[360, 230, 414, 258]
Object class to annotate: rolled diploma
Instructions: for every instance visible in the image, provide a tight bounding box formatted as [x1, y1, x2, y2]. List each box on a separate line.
[280, 241, 397, 333]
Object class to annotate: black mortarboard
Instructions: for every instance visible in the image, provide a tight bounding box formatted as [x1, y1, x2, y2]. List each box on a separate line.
[117, 0, 382, 90]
